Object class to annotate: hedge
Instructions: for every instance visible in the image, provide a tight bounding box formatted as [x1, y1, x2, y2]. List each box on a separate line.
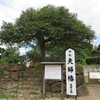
[86, 56, 100, 65]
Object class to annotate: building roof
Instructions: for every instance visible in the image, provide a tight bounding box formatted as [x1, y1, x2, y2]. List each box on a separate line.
[91, 50, 100, 55]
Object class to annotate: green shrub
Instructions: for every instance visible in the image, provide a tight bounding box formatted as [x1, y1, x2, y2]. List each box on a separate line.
[0, 93, 9, 99]
[86, 56, 100, 65]
[0, 58, 8, 64]
[77, 59, 87, 65]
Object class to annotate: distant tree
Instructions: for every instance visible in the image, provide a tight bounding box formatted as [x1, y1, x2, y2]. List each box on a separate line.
[97, 44, 100, 51]
[6, 47, 20, 63]
[0, 47, 20, 64]
[76, 48, 91, 60]
[0, 5, 96, 58]
[26, 50, 39, 61]
[0, 47, 6, 58]
[18, 55, 27, 62]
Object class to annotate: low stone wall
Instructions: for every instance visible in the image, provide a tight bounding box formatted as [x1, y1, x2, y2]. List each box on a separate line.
[83, 65, 100, 84]
[83, 65, 100, 76]
[0, 64, 25, 92]
[76, 64, 88, 96]
[0, 64, 88, 99]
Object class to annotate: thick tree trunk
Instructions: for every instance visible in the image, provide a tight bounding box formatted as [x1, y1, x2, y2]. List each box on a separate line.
[39, 41, 45, 58]
[37, 35, 45, 58]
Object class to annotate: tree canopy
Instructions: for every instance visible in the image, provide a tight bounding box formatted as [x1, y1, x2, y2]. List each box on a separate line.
[0, 5, 96, 57]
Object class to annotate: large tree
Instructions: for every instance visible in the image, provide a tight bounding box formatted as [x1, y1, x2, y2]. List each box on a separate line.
[0, 5, 95, 57]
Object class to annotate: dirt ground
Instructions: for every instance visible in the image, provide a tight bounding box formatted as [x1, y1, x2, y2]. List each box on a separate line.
[0, 85, 100, 100]
[77, 85, 100, 100]
[44, 85, 100, 100]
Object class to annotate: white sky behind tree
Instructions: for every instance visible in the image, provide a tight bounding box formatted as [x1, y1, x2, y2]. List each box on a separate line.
[0, 0, 100, 54]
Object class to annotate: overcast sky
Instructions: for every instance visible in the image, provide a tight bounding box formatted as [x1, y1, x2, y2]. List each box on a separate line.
[0, 0, 100, 54]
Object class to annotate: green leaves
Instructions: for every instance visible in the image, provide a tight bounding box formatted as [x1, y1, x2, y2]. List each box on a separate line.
[0, 5, 96, 57]
[0, 47, 20, 64]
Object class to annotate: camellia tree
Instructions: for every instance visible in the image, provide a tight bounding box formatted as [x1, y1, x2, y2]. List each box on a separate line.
[0, 5, 96, 57]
